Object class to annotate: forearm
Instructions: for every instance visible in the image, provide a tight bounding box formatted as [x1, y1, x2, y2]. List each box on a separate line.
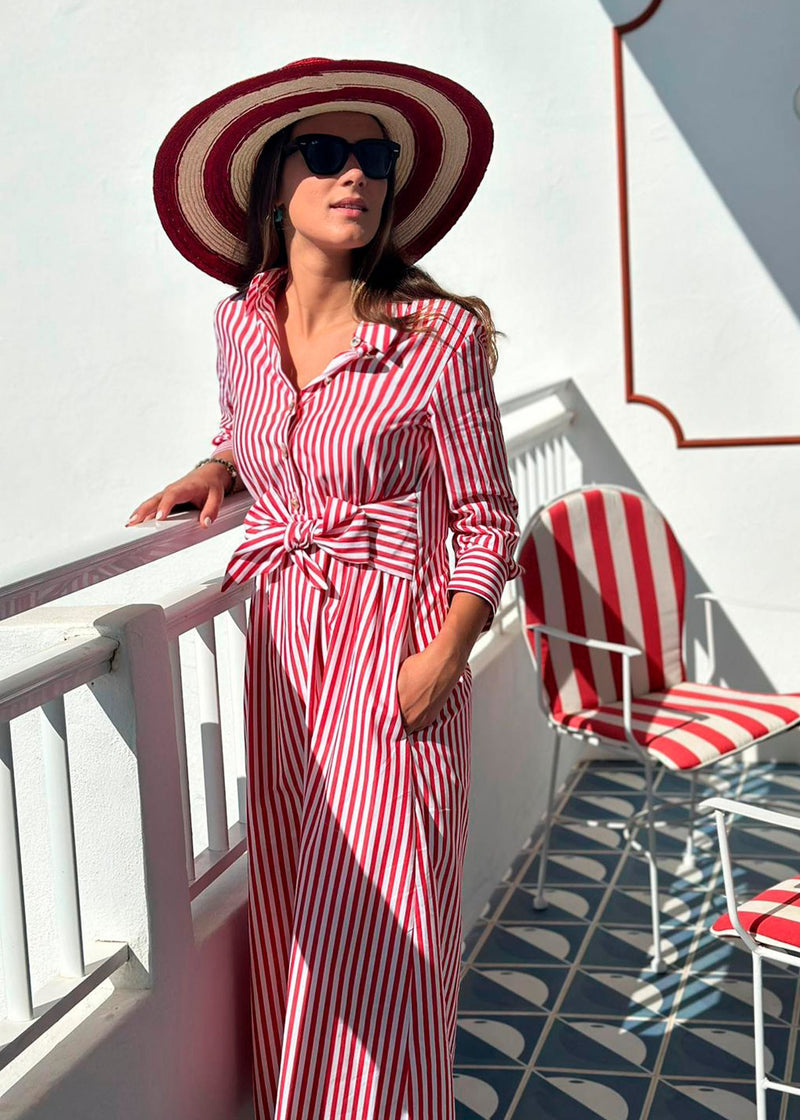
[434, 591, 492, 672]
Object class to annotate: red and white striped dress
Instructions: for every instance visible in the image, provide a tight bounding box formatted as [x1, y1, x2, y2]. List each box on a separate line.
[211, 266, 522, 1120]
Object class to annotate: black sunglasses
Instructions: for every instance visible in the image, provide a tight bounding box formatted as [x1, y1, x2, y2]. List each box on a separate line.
[283, 134, 401, 180]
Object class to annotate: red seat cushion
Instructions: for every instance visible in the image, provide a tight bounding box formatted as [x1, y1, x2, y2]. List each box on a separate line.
[553, 681, 800, 771]
[711, 878, 800, 950]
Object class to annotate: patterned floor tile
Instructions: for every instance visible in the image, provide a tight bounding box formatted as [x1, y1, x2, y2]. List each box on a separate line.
[558, 792, 646, 823]
[580, 924, 689, 971]
[651, 1079, 782, 1119]
[559, 968, 680, 1019]
[474, 923, 589, 967]
[571, 766, 650, 796]
[535, 1016, 667, 1073]
[540, 821, 627, 854]
[454, 1069, 523, 1119]
[660, 1020, 790, 1081]
[459, 966, 568, 1014]
[497, 883, 606, 925]
[615, 850, 717, 892]
[674, 972, 796, 1025]
[509, 1070, 650, 1119]
[599, 887, 708, 928]
[455, 1013, 548, 1067]
[521, 851, 622, 888]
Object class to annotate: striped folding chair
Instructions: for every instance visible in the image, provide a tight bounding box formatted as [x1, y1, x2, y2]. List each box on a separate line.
[701, 796, 800, 1118]
[517, 484, 800, 972]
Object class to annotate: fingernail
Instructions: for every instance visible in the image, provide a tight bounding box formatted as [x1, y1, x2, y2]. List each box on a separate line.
[203, 516, 212, 527]
[155, 511, 164, 520]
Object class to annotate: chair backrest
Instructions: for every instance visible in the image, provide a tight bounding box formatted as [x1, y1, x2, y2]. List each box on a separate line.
[517, 485, 686, 717]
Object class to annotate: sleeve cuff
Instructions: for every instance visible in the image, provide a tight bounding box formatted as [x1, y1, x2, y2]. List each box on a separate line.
[211, 436, 234, 455]
[446, 549, 525, 633]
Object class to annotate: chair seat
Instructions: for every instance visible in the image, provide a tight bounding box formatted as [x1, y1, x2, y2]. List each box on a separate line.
[711, 878, 800, 952]
[553, 681, 800, 770]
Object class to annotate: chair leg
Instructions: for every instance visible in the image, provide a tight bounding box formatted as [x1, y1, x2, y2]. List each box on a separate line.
[678, 771, 698, 875]
[643, 760, 665, 973]
[752, 951, 767, 1120]
[534, 731, 561, 911]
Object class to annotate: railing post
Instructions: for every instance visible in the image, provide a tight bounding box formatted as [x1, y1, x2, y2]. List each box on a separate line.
[90, 603, 195, 985]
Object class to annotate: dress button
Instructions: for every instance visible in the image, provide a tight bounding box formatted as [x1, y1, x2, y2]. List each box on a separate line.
[290, 495, 300, 510]
[324, 375, 332, 385]
[280, 443, 289, 458]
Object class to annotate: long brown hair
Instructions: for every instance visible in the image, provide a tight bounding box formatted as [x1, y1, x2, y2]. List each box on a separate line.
[234, 118, 501, 372]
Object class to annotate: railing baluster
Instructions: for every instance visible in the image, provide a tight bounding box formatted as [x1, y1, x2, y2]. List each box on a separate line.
[40, 697, 85, 978]
[195, 620, 228, 853]
[0, 719, 34, 1021]
[169, 637, 195, 881]
[226, 602, 248, 827]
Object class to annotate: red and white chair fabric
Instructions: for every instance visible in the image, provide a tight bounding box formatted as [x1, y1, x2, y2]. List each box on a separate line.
[517, 484, 800, 971]
[702, 797, 800, 1118]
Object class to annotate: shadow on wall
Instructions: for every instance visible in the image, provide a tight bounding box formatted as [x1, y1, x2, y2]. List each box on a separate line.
[595, 0, 800, 445]
[558, 379, 782, 696]
[598, 0, 800, 320]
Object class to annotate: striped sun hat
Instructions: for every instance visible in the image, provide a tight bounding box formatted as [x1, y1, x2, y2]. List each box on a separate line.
[152, 56, 494, 286]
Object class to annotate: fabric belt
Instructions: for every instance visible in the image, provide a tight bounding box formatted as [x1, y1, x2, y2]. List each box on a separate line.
[220, 489, 419, 594]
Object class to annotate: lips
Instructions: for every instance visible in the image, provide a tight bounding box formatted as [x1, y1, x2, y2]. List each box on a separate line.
[331, 198, 367, 211]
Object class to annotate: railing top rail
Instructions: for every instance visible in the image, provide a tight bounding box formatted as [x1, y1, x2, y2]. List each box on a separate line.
[0, 493, 253, 624]
[0, 633, 119, 723]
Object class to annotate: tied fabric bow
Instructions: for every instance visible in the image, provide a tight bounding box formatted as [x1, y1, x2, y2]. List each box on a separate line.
[220, 489, 419, 594]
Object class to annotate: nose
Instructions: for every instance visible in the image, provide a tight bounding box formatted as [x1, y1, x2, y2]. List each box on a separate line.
[339, 153, 367, 185]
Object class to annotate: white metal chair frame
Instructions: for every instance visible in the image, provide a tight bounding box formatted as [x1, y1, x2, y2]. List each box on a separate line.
[701, 796, 800, 1119]
[522, 602, 798, 974]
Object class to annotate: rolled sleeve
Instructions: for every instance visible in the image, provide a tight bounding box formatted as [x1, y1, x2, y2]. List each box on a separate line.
[427, 321, 524, 633]
[211, 300, 235, 456]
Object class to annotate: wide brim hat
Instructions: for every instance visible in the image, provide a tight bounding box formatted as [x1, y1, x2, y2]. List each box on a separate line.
[153, 57, 493, 286]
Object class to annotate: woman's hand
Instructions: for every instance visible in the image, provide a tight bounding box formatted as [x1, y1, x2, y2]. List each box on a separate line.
[396, 639, 465, 734]
[125, 462, 232, 528]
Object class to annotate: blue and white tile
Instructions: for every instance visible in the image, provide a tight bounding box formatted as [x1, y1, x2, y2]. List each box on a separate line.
[475, 923, 589, 967]
[580, 924, 686, 970]
[674, 972, 796, 1025]
[651, 1080, 782, 1119]
[616, 850, 717, 893]
[571, 766, 649, 796]
[459, 966, 568, 1014]
[454, 1069, 523, 1119]
[559, 968, 679, 1019]
[497, 884, 605, 925]
[535, 1016, 666, 1073]
[542, 821, 627, 854]
[522, 852, 621, 888]
[599, 887, 708, 928]
[728, 825, 800, 858]
[455, 1013, 547, 1067]
[510, 1071, 650, 1120]
[558, 792, 645, 823]
[661, 1021, 790, 1081]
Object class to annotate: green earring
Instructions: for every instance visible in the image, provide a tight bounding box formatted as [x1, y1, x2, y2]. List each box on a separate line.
[273, 206, 283, 227]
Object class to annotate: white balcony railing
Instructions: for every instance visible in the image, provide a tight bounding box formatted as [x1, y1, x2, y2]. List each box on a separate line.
[0, 380, 575, 1082]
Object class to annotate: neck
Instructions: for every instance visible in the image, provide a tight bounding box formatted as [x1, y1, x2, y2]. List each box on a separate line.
[281, 236, 357, 337]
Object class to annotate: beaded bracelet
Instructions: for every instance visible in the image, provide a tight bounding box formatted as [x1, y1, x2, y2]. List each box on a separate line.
[195, 456, 238, 495]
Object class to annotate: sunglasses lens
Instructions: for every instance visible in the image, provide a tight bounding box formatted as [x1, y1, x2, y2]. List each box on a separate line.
[355, 140, 395, 179]
[303, 136, 348, 175]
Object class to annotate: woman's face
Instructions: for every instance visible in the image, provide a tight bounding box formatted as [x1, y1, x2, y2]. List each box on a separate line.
[276, 111, 389, 258]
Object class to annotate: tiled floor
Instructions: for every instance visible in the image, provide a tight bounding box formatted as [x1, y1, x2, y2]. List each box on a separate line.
[456, 760, 800, 1120]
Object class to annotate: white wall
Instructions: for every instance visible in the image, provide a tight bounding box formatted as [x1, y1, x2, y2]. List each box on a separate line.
[9, 0, 800, 702]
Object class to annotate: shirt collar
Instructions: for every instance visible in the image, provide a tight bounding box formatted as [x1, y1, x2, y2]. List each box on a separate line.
[244, 267, 403, 363]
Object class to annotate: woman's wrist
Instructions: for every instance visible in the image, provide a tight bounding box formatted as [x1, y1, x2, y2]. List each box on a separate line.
[195, 455, 238, 494]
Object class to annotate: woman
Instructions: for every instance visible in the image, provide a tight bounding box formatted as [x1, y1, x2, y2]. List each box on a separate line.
[129, 58, 523, 1120]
